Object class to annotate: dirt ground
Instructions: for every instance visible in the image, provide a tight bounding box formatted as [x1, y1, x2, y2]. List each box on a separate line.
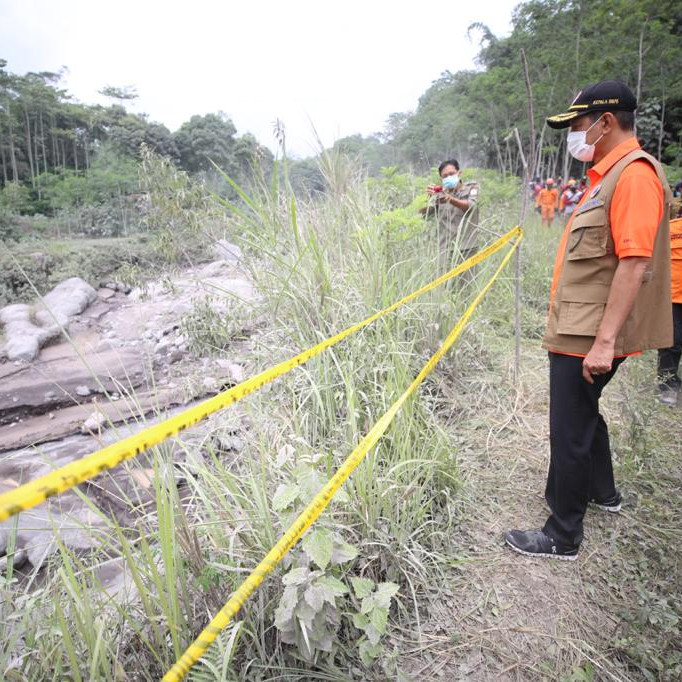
[398, 344, 682, 681]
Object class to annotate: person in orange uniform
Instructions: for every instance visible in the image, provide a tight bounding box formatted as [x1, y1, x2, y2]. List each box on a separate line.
[560, 179, 583, 223]
[657, 216, 682, 405]
[536, 178, 559, 227]
[505, 80, 672, 560]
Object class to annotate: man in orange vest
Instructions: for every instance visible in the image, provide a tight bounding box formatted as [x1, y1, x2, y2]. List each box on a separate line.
[536, 178, 559, 227]
[505, 80, 672, 560]
[657, 217, 682, 406]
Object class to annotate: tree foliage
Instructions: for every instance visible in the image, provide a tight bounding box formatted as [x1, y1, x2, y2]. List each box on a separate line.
[377, 0, 682, 178]
[0, 60, 272, 224]
[2, 0, 681, 226]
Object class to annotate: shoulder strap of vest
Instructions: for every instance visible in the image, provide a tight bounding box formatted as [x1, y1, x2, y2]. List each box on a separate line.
[600, 148, 672, 216]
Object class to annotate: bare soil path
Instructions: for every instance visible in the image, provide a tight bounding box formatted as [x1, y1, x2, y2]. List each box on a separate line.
[400, 346, 682, 681]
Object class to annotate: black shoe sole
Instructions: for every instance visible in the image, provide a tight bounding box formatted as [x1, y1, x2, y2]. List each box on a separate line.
[589, 501, 622, 513]
[504, 538, 578, 561]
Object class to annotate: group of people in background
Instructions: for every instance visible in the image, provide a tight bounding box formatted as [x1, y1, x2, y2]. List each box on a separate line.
[531, 176, 589, 227]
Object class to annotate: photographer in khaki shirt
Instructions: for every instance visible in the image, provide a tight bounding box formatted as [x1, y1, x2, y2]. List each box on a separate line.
[505, 81, 672, 561]
[421, 159, 480, 273]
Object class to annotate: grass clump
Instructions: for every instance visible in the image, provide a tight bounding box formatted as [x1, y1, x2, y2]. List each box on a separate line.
[4, 150, 678, 682]
[2, 149, 494, 679]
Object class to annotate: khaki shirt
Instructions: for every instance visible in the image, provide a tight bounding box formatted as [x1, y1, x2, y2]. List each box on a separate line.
[426, 181, 481, 252]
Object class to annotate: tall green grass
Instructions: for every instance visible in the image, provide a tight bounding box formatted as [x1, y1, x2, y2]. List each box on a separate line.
[1, 152, 537, 680]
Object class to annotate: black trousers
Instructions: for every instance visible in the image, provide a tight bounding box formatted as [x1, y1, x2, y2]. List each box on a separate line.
[657, 302, 682, 390]
[543, 352, 625, 547]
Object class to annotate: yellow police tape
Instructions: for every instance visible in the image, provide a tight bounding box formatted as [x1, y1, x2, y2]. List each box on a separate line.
[162, 229, 522, 681]
[0, 227, 521, 523]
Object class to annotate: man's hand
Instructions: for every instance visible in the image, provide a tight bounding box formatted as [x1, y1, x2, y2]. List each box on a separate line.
[426, 184, 441, 196]
[581, 256, 650, 384]
[582, 339, 615, 384]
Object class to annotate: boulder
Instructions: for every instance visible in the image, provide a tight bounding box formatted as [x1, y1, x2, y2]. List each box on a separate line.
[0, 279, 97, 363]
[4, 335, 41, 363]
[0, 304, 60, 362]
[81, 411, 106, 434]
[168, 349, 185, 364]
[0, 548, 28, 571]
[155, 338, 173, 354]
[95, 557, 138, 603]
[200, 260, 233, 278]
[215, 359, 245, 384]
[0, 304, 31, 327]
[214, 434, 244, 453]
[34, 277, 97, 328]
[212, 240, 242, 264]
[202, 376, 218, 392]
[0, 478, 104, 568]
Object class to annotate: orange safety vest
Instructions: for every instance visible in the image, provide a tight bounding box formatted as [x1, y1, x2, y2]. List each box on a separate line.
[537, 188, 559, 208]
[671, 217, 682, 304]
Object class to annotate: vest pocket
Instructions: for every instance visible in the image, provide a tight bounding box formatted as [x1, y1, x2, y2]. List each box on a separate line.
[556, 283, 609, 336]
[566, 208, 608, 261]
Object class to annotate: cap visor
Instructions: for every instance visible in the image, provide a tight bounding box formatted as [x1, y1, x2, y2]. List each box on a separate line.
[546, 111, 580, 129]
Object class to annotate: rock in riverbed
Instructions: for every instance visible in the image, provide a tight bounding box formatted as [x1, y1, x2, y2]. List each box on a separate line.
[0, 277, 97, 362]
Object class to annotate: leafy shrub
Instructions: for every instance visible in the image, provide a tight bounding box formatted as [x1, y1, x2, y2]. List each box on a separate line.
[179, 296, 253, 356]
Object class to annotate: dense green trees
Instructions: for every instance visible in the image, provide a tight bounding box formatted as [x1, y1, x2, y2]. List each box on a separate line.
[2, 0, 681, 232]
[0, 59, 272, 229]
[378, 0, 682, 180]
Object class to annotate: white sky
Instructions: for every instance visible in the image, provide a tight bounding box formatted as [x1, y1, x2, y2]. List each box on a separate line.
[1, 0, 518, 157]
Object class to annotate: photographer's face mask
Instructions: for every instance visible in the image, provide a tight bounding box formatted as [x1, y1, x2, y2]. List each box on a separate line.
[567, 115, 605, 162]
[442, 174, 460, 190]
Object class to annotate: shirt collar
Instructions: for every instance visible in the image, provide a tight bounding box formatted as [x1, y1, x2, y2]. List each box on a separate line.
[587, 136, 640, 184]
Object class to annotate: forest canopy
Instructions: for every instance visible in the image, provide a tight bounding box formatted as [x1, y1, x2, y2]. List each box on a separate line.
[333, 0, 682, 181]
[1, 0, 681, 222]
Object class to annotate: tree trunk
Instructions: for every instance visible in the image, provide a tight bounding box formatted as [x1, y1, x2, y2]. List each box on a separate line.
[575, 0, 585, 83]
[562, 136, 571, 185]
[33, 117, 42, 200]
[534, 123, 547, 181]
[575, 14, 581, 75]
[23, 107, 36, 188]
[657, 94, 665, 161]
[73, 135, 78, 172]
[51, 114, 58, 168]
[39, 112, 48, 175]
[84, 131, 90, 170]
[33, 116, 40, 175]
[520, 49, 535, 220]
[635, 21, 647, 136]
[489, 106, 505, 173]
[7, 105, 19, 182]
[0, 142, 7, 184]
[518, 48, 537, 383]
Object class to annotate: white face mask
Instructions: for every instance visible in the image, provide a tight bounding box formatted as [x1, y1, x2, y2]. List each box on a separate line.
[567, 115, 605, 162]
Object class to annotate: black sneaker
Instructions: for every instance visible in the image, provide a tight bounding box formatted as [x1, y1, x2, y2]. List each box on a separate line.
[589, 490, 622, 513]
[504, 529, 579, 561]
[658, 385, 679, 407]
